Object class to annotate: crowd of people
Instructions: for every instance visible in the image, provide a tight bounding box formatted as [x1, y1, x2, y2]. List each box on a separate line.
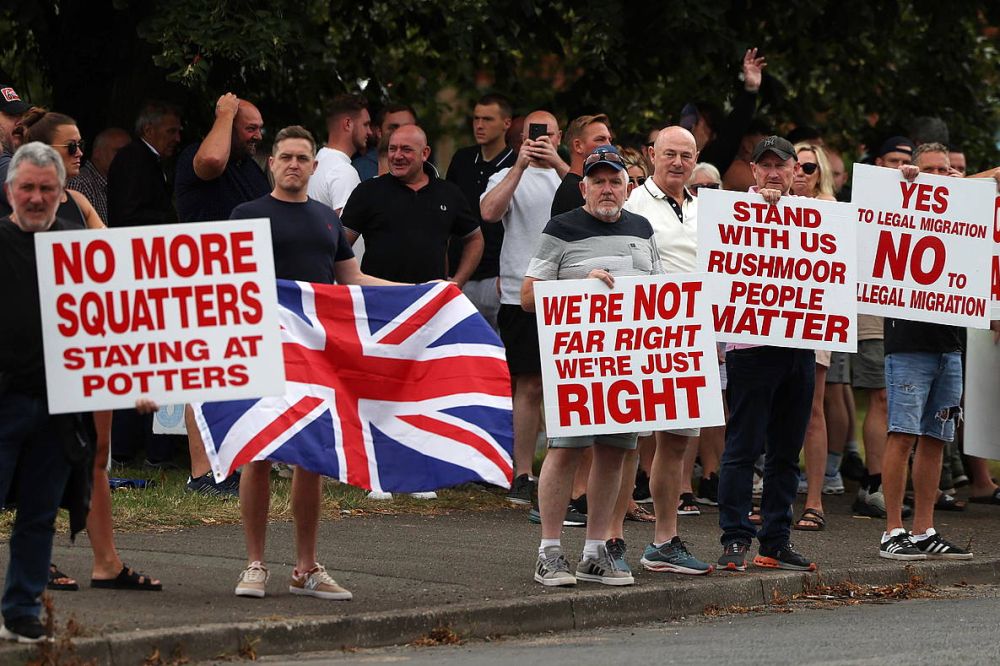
[1, 45, 999, 642]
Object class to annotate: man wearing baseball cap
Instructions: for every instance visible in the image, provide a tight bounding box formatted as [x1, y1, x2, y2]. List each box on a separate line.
[0, 84, 33, 215]
[520, 145, 663, 587]
[717, 135, 818, 574]
[875, 136, 915, 169]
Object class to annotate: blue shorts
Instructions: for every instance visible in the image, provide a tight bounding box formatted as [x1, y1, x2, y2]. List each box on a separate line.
[885, 352, 962, 442]
[549, 431, 638, 450]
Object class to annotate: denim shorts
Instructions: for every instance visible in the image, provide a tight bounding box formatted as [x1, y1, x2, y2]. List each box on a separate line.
[549, 431, 638, 450]
[885, 352, 962, 442]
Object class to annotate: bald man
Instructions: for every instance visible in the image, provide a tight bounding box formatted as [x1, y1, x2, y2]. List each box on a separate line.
[342, 123, 482, 285]
[480, 110, 569, 505]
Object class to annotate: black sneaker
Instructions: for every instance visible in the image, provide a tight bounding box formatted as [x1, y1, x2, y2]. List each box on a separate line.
[633, 469, 652, 504]
[879, 530, 926, 561]
[695, 473, 719, 506]
[754, 543, 816, 571]
[718, 541, 750, 571]
[527, 505, 587, 527]
[186, 471, 240, 498]
[0, 615, 49, 643]
[506, 474, 535, 505]
[569, 494, 588, 515]
[911, 529, 973, 559]
[840, 451, 866, 482]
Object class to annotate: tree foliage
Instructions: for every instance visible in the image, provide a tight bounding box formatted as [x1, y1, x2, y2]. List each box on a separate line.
[2, 1, 999, 168]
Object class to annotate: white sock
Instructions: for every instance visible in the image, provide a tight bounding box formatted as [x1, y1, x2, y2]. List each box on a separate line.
[539, 539, 560, 556]
[845, 440, 859, 454]
[583, 539, 603, 559]
[825, 452, 843, 477]
[910, 528, 936, 541]
[882, 527, 906, 543]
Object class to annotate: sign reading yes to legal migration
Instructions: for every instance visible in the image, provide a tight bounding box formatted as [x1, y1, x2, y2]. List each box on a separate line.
[35, 219, 285, 414]
[697, 189, 857, 351]
[853, 163, 994, 328]
[534, 274, 724, 438]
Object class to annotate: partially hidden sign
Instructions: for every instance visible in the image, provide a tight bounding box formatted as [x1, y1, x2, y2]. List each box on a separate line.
[852, 163, 993, 328]
[697, 189, 858, 351]
[534, 274, 724, 438]
[35, 219, 285, 413]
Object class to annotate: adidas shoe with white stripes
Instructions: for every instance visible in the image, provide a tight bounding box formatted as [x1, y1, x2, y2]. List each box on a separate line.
[879, 529, 926, 561]
[911, 529, 973, 559]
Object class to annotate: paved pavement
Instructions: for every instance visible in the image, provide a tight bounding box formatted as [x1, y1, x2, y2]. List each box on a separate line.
[2, 488, 999, 664]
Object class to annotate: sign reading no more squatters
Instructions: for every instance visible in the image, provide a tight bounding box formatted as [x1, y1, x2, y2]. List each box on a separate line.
[697, 189, 858, 351]
[35, 219, 285, 413]
[534, 274, 724, 438]
[852, 163, 994, 328]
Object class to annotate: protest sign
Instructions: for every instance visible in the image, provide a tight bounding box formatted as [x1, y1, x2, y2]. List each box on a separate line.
[697, 189, 857, 351]
[991, 196, 1000, 319]
[963, 329, 1000, 461]
[534, 274, 724, 438]
[853, 163, 993, 328]
[34, 219, 285, 413]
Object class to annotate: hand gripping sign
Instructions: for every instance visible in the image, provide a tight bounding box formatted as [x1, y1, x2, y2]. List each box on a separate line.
[34, 219, 285, 413]
[534, 274, 724, 438]
[853, 163, 994, 328]
[697, 189, 858, 351]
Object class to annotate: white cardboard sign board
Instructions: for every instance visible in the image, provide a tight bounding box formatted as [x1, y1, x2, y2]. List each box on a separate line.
[696, 189, 857, 351]
[963, 328, 1000, 461]
[534, 274, 724, 438]
[852, 163, 993, 328]
[989, 196, 1000, 320]
[35, 219, 285, 413]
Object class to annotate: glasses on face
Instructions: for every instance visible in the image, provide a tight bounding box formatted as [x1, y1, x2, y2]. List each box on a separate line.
[689, 182, 719, 193]
[629, 176, 647, 186]
[798, 162, 819, 175]
[53, 140, 85, 156]
[584, 150, 626, 169]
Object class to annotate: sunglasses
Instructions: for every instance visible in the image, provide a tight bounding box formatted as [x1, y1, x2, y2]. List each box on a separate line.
[53, 140, 85, 156]
[690, 182, 720, 193]
[629, 176, 647, 186]
[799, 162, 819, 175]
[584, 150, 625, 168]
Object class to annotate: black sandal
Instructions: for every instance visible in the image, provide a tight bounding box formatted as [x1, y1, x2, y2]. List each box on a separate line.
[91, 564, 162, 591]
[48, 563, 79, 591]
[793, 507, 826, 531]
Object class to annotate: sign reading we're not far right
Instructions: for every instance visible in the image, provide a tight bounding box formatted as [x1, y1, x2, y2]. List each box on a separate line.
[853, 163, 994, 328]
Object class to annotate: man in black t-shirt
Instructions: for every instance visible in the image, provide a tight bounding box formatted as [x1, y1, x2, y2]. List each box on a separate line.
[550, 114, 613, 217]
[229, 126, 397, 602]
[446, 94, 515, 330]
[341, 124, 483, 284]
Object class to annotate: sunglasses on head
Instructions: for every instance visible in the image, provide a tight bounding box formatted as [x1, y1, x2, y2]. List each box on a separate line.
[53, 139, 85, 156]
[690, 182, 719, 193]
[799, 162, 818, 175]
[584, 150, 625, 168]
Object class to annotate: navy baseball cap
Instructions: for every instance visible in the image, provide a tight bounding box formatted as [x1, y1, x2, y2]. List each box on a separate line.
[877, 136, 915, 158]
[0, 85, 30, 116]
[583, 144, 627, 175]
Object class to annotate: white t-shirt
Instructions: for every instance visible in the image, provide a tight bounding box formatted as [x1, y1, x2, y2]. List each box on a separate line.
[482, 166, 562, 305]
[308, 147, 361, 212]
[623, 178, 698, 273]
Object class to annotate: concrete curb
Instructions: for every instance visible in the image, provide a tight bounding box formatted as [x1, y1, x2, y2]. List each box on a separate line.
[8, 557, 998, 665]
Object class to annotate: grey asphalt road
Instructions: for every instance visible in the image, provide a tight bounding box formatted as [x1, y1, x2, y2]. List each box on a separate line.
[247, 585, 1000, 666]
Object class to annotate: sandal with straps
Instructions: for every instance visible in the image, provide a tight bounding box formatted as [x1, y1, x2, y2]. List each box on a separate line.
[793, 507, 826, 531]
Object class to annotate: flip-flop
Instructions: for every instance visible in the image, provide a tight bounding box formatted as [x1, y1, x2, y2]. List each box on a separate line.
[48, 564, 78, 591]
[91, 565, 162, 591]
[934, 493, 966, 512]
[793, 507, 826, 531]
[969, 488, 1000, 505]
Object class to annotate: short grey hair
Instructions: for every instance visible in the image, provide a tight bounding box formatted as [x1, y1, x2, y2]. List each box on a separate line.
[6, 141, 66, 187]
[689, 162, 722, 185]
[134, 100, 181, 137]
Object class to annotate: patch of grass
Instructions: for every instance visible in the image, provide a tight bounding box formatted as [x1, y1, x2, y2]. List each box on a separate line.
[0, 466, 515, 538]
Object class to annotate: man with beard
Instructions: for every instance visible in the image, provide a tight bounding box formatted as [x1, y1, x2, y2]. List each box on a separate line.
[308, 93, 371, 215]
[0, 83, 32, 215]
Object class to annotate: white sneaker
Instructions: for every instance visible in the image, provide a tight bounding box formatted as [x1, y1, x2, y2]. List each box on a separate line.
[822, 472, 845, 495]
[289, 564, 353, 600]
[367, 490, 393, 500]
[409, 491, 438, 499]
[752, 471, 764, 497]
[235, 561, 269, 598]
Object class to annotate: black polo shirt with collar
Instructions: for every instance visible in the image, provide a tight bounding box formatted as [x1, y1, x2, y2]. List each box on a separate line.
[445, 144, 514, 280]
[341, 165, 479, 283]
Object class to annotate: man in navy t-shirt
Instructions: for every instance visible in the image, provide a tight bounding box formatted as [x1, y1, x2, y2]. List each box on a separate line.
[229, 125, 398, 603]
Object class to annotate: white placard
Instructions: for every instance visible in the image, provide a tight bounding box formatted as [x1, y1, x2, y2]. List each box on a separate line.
[35, 219, 285, 413]
[852, 163, 993, 328]
[534, 274, 724, 437]
[963, 328, 1000, 461]
[989, 196, 1000, 319]
[696, 189, 857, 351]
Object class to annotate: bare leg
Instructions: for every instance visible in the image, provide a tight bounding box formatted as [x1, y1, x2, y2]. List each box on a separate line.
[186, 405, 212, 478]
[967, 456, 999, 497]
[679, 435, 698, 494]
[843, 384, 857, 450]
[573, 447, 592, 499]
[802, 365, 828, 515]
[650, 432, 688, 543]
[609, 449, 639, 539]
[911, 436, 945, 535]
[824, 382, 850, 457]
[637, 435, 655, 474]
[585, 444, 626, 542]
[883, 432, 916, 532]
[863, 388, 888, 475]
[292, 468, 321, 571]
[241, 460, 272, 564]
[537, 447, 580, 540]
[511, 374, 543, 478]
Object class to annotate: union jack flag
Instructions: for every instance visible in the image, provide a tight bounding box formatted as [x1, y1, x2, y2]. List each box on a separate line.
[192, 281, 514, 492]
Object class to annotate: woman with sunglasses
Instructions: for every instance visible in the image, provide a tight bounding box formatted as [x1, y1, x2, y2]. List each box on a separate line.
[18, 109, 162, 591]
[791, 142, 837, 532]
[686, 162, 722, 196]
[19, 109, 104, 230]
[618, 146, 651, 197]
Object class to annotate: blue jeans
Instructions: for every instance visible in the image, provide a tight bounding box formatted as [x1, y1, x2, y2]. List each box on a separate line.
[719, 347, 815, 551]
[0, 394, 74, 621]
[885, 352, 962, 442]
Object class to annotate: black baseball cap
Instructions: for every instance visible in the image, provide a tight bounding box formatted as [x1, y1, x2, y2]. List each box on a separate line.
[877, 136, 915, 158]
[751, 135, 796, 162]
[0, 85, 30, 116]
